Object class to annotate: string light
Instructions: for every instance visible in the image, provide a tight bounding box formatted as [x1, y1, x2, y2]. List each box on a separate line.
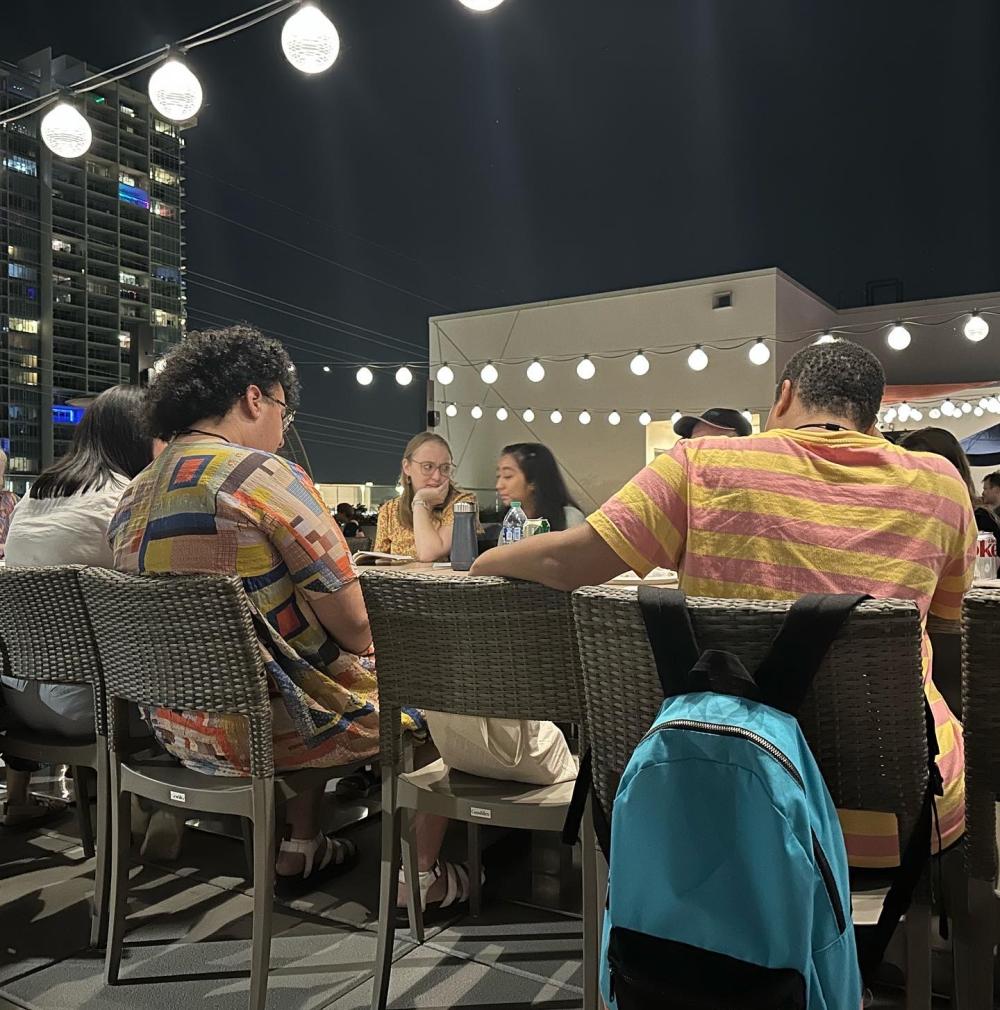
[897, 403, 912, 422]
[671, 410, 682, 424]
[578, 410, 591, 425]
[883, 407, 897, 423]
[576, 355, 596, 380]
[471, 405, 483, 419]
[989, 398, 1000, 414]
[639, 411, 652, 426]
[549, 410, 562, 424]
[436, 364, 455, 385]
[962, 402, 973, 414]
[526, 358, 546, 383]
[446, 402, 458, 417]
[282, 4, 340, 74]
[395, 366, 413, 386]
[148, 58, 203, 122]
[322, 365, 331, 373]
[929, 408, 941, 419]
[629, 351, 650, 376]
[975, 407, 985, 417]
[522, 408, 535, 423]
[496, 406, 508, 421]
[748, 339, 770, 365]
[356, 366, 374, 386]
[887, 323, 911, 351]
[980, 398, 990, 409]
[458, 0, 506, 10]
[965, 312, 990, 342]
[941, 399, 956, 416]
[687, 346, 709, 371]
[480, 361, 499, 384]
[608, 410, 621, 426]
[40, 102, 92, 158]
[741, 410, 753, 424]
[815, 331, 835, 344]
[911, 409, 923, 422]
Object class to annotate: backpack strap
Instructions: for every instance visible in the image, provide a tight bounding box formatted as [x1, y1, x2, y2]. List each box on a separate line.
[561, 747, 613, 861]
[637, 586, 701, 697]
[753, 593, 870, 715]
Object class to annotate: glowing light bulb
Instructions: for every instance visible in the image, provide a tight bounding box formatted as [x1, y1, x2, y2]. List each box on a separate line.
[356, 366, 374, 386]
[576, 356, 596, 380]
[962, 402, 973, 414]
[148, 58, 203, 122]
[965, 313, 989, 342]
[436, 364, 455, 385]
[526, 359, 546, 383]
[911, 409, 923, 422]
[395, 366, 413, 386]
[458, 0, 505, 10]
[639, 411, 652, 426]
[629, 351, 650, 376]
[471, 405, 483, 419]
[815, 331, 835, 344]
[522, 408, 535, 423]
[578, 410, 591, 425]
[897, 403, 911, 423]
[975, 407, 985, 417]
[608, 410, 621, 426]
[883, 407, 897, 423]
[282, 4, 340, 74]
[40, 102, 92, 159]
[687, 346, 709, 371]
[742, 410, 753, 424]
[670, 410, 682, 423]
[929, 408, 941, 419]
[322, 365, 331, 373]
[887, 324, 911, 351]
[446, 402, 458, 417]
[980, 398, 990, 409]
[496, 407, 508, 421]
[941, 399, 956, 416]
[480, 361, 499, 384]
[549, 410, 562, 424]
[989, 398, 1000, 414]
[748, 339, 770, 365]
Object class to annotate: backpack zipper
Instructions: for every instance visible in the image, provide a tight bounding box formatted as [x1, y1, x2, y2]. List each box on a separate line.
[639, 718, 847, 934]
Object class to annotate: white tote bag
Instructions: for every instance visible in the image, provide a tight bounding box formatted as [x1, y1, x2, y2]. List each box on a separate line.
[425, 712, 577, 786]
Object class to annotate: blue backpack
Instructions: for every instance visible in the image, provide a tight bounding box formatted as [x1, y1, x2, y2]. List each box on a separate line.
[566, 589, 936, 1010]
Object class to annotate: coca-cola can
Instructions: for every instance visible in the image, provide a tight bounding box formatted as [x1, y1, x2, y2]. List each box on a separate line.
[975, 533, 997, 581]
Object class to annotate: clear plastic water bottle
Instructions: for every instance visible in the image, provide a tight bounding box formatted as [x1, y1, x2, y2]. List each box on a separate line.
[499, 500, 527, 546]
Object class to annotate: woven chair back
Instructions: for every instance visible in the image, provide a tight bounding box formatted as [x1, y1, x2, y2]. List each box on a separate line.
[571, 588, 928, 847]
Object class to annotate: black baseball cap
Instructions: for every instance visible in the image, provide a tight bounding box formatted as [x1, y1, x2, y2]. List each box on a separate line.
[673, 407, 752, 439]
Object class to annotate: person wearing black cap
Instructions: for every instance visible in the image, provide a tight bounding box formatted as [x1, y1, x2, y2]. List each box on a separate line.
[673, 407, 752, 439]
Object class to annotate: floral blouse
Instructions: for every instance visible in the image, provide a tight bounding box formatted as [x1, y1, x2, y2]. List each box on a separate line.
[373, 491, 478, 559]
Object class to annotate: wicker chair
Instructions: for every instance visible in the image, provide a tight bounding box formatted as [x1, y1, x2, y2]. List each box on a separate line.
[954, 589, 1000, 1007]
[570, 588, 933, 1007]
[359, 568, 599, 1010]
[0, 565, 109, 947]
[78, 568, 356, 1010]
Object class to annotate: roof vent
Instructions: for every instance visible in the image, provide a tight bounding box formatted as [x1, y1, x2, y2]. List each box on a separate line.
[712, 291, 733, 310]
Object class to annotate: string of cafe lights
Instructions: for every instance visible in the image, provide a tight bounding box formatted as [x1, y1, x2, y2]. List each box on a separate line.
[0, 0, 509, 157]
[431, 402, 755, 429]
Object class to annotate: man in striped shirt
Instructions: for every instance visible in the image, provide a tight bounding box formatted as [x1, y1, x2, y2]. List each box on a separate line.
[473, 340, 976, 866]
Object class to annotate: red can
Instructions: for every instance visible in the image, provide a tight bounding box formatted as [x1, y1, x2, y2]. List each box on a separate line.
[975, 533, 997, 581]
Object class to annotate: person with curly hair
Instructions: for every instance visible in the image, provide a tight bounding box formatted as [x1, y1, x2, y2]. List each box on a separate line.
[109, 324, 384, 893]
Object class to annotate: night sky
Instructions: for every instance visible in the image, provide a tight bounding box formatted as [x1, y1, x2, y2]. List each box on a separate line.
[8, 0, 1000, 482]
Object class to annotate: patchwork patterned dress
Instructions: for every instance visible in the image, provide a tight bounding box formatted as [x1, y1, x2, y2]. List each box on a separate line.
[109, 437, 405, 775]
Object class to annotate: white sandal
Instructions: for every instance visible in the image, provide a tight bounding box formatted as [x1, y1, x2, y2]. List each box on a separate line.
[274, 832, 358, 897]
[396, 860, 484, 923]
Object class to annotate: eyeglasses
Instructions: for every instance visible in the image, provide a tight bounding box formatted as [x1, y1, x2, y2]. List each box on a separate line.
[263, 391, 295, 431]
[408, 459, 455, 478]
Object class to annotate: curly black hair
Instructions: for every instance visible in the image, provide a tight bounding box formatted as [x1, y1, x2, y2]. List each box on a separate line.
[777, 339, 884, 431]
[146, 324, 300, 440]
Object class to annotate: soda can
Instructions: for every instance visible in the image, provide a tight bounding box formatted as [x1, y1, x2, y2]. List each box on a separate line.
[975, 532, 997, 581]
[523, 519, 545, 537]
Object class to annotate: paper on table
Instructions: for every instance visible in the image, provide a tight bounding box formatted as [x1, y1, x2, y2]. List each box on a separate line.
[606, 567, 678, 585]
[352, 551, 413, 566]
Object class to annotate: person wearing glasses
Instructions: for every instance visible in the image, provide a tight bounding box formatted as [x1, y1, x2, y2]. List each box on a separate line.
[108, 325, 397, 894]
[373, 432, 477, 562]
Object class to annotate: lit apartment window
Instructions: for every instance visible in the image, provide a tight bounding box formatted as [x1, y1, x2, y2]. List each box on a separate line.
[8, 317, 40, 334]
[118, 182, 150, 210]
[119, 171, 136, 186]
[118, 333, 131, 349]
[4, 155, 37, 177]
[153, 309, 178, 327]
[52, 239, 73, 253]
[151, 200, 176, 219]
[152, 166, 178, 186]
[153, 119, 177, 137]
[12, 369, 39, 386]
[8, 457, 37, 473]
[120, 104, 136, 118]
[7, 263, 38, 282]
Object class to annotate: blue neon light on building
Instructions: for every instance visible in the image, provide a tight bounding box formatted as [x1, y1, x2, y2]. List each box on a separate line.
[118, 182, 150, 210]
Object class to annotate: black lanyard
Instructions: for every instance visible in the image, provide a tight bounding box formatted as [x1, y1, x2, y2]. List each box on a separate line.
[177, 428, 231, 443]
[795, 423, 849, 432]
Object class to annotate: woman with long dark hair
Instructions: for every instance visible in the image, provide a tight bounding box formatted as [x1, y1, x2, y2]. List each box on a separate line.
[495, 442, 585, 531]
[1, 385, 154, 829]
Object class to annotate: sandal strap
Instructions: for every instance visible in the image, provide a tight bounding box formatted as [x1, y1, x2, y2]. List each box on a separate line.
[280, 833, 355, 878]
[440, 861, 470, 909]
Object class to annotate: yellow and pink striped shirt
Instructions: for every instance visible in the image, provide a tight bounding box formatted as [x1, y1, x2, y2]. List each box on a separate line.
[589, 428, 976, 867]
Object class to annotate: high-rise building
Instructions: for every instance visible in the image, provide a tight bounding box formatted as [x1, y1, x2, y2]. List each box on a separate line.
[0, 49, 189, 492]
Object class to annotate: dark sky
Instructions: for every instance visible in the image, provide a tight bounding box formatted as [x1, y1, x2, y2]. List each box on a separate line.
[9, 1, 1000, 482]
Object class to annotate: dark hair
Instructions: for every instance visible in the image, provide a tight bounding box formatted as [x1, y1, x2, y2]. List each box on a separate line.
[778, 340, 885, 431]
[145, 324, 300, 440]
[899, 427, 976, 501]
[499, 443, 580, 532]
[335, 502, 353, 515]
[31, 385, 153, 500]
[984, 472, 1000, 491]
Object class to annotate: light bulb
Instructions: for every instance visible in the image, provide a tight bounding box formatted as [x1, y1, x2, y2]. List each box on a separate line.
[458, 0, 505, 10]
[471, 405, 483, 419]
[40, 102, 92, 159]
[395, 366, 413, 386]
[148, 58, 203, 122]
[883, 407, 897, 423]
[395, 483, 403, 495]
[815, 331, 836, 345]
[941, 399, 956, 416]
[962, 402, 973, 414]
[670, 410, 682, 424]
[282, 4, 340, 74]
[356, 366, 374, 386]
[748, 339, 770, 365]
[911, 409, 923, 422]
[929, 408, 941, 419]
[436, 364, 455, 385]
[687, 346, 709, 371]
[445, 402, 458, 417]
[522, 408, 535, 423]
[897, 403, 911, 423]
[989, 398, 1000, 414]
[887, 324, 911, 351]
[322, 365, 331, 373]
[608, 410, 621, 426]
[639, 411, 652, 427]
[742, 410, 753, 424]
[576, 356, 596, 380]
[965, 313, 989, 342]
[578, 410, 591, 425]
[975, 407, 985, 417]
[981, 398, 990, 409]
[480, 361, 499, 384]
[549, 410, 562, 424]
[496, 407, 508, 421]
[629, 351, 650, 376]
[526, 359, 546, 383]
